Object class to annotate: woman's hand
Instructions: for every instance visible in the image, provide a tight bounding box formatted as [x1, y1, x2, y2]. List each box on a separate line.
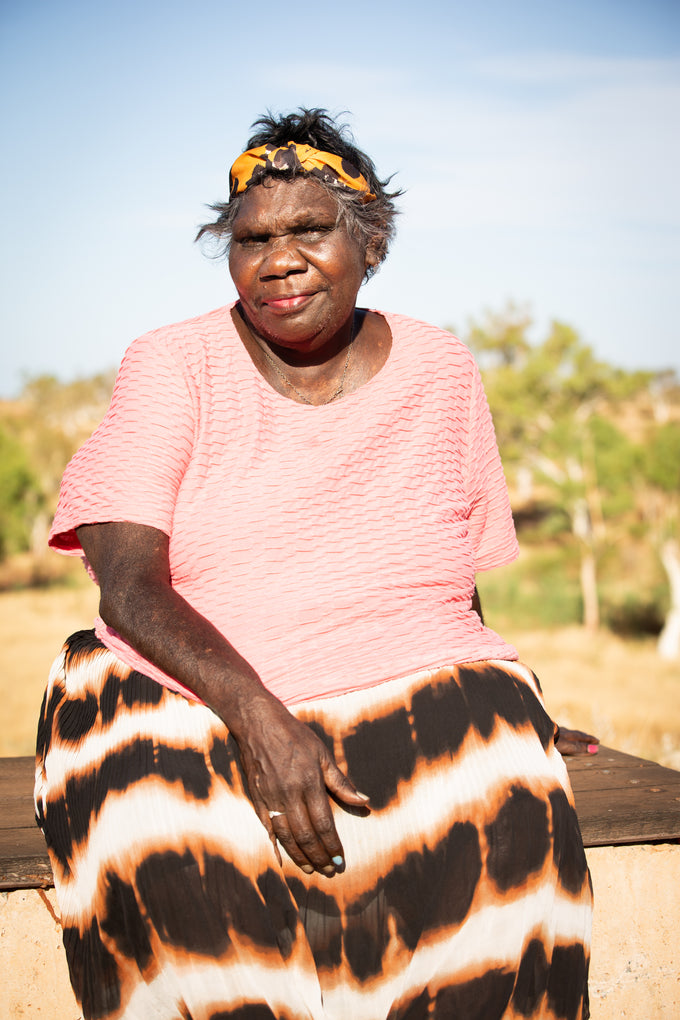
[230, 693, 369, 876]
[556, 727, 599, 756]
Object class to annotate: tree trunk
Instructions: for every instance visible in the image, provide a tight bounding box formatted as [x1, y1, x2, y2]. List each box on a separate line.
[572, 498, 600, 631]
[658, 538, 680, 660]
[30, 510, 50, 561]
[580, 548, 600, 632]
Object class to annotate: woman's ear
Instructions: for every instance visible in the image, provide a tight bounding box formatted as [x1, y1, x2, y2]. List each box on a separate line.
[364, 243, 381, 270]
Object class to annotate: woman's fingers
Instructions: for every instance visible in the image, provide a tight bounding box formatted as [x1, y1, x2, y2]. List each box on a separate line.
[556, 727, 599, 756]
[251, 797, 283, 867]
[239, 718, 359, 876]
[275, 757, 349, 874]
[234, 695, 372, 876]
[321, 755, 370, 809]
[280, 749, 370, 873]
[271, 797, 341, 876]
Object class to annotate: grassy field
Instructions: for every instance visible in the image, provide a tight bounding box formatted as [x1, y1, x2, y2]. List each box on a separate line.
[1, 582, 679, 768]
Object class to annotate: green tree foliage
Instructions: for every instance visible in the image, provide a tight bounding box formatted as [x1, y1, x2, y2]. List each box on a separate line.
[646, 423, 680, 496]
[466, 301, 532, 370]
[459, 304, 678, 643]
[639, 421, 680, 658]
[15, 373, 116, 497]
[0, 427, 39, 558]
[0, 371, 115, 568]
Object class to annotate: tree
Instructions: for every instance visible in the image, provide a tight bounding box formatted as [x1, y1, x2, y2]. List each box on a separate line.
[0, 427, 39, 559]
[643, 422, 680, 659]
[463, 307, 655, 633]
[0, 371, 115, 566]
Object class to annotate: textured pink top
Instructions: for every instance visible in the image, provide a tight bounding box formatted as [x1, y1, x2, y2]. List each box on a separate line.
[50, 305, 519, 705]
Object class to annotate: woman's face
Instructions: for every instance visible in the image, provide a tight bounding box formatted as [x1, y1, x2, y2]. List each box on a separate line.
[229, 177, 375, 354]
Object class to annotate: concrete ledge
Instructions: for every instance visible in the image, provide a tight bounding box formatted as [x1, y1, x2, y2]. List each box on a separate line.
[2, 842, 679, 1019]
[587, 843, 680, 1017]
[1, 888, 80, 1019]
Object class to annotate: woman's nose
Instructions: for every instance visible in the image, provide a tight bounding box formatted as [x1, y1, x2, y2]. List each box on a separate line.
[260, 235, 307, 277]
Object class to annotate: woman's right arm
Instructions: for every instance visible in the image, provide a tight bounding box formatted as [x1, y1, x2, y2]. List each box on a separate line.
[77, 521, 368, 875]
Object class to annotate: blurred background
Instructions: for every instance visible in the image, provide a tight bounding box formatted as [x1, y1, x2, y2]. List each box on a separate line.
[1, 0, 678, 764]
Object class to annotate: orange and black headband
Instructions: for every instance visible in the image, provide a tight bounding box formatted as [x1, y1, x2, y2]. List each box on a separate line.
[229, 142, 376, 203]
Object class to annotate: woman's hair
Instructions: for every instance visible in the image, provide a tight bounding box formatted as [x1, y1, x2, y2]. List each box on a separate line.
[196, 108, 401, 280]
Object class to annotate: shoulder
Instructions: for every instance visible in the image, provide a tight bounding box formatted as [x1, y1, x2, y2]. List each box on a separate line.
[125, 304, 235, 360]
[373, 309, 479, 367]
[115, 305, 238, 394]
[370, 309, 482, 399]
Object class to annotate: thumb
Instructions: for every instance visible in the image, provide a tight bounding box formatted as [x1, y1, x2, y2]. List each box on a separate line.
[321, 757, 370, 808]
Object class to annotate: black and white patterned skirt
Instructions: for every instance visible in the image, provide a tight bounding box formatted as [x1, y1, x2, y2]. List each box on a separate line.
[35, 630, 592, 1019]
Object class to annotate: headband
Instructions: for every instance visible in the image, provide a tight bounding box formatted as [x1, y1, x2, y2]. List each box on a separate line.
[229, 142, 377, 203]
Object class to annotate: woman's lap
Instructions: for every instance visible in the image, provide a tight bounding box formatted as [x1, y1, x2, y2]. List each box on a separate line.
[36, 631, 591, 1020]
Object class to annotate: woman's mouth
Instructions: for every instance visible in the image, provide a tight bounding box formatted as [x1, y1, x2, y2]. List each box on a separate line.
[262, 293, 315, 313]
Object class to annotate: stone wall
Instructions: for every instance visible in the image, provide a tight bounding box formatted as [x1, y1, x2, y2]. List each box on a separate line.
[1, 843, 678, 1018]
[586, 844, 679, 1016]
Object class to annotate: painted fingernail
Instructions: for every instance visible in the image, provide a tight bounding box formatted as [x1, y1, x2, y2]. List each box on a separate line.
[587, 744, 599, 754]
[332, 855, 344, 867]
[301, 865, 314, 874]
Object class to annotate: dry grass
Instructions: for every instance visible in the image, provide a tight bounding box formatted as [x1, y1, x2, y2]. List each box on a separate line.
[1, 583, 100, 756]
[1, 584, 678, 768]
[507, 626, 680, 769]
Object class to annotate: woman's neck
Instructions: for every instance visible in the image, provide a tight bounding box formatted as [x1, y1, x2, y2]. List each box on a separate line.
[232, 305, 392, 405]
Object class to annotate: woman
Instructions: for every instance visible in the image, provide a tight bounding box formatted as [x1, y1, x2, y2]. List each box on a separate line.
[36, 108, 592, 1020]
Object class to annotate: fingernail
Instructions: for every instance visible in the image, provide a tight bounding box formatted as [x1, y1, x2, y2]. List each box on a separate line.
[587, 744, 599, 754]
[332, 855, 344, 867]
[356, 791, 370, 802]
[322, 865, 335, 877]
[301, 865, 314, 874]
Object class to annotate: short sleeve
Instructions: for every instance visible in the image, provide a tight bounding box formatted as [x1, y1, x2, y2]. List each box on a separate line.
[49, 332, 196, 554]
[465, 363, 519, 572]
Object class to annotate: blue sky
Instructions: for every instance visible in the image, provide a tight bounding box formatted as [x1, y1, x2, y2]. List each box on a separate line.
[1, 0, 678, 395]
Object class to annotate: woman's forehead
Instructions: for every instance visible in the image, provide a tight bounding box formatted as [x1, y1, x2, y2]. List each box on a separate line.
[232, 177, 339, 229]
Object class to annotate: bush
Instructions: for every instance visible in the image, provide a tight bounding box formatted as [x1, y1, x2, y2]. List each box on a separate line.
[477, 548, 583, 631]
[0, 428, 39, 559]
[604, 596, 666, 637]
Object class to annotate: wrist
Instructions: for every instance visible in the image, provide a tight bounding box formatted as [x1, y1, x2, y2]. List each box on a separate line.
[208, 673, 281, 742]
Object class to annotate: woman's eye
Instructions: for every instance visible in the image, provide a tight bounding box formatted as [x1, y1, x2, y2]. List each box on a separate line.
[298, 225, 331, 240]
[235, 225, 332, 248]
[238, 235, 267, 247]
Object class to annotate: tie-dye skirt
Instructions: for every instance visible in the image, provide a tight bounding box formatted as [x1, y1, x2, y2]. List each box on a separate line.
[35, 630, 592, 1020]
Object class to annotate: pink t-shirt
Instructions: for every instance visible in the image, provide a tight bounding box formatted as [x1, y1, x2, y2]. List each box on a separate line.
[50, 305, 519, 705]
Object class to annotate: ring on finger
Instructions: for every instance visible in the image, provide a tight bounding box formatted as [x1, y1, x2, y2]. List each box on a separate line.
[268, 810, 285, 819]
